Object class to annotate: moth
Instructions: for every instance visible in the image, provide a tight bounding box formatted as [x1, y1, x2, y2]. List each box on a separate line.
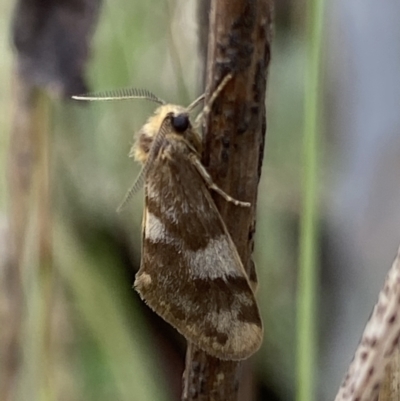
[72, 76, 263, 360]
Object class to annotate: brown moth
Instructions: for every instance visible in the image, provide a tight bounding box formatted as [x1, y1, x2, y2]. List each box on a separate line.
[72, 76, 263, 360]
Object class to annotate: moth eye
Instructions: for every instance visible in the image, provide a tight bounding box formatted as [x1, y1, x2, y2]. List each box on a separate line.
[171, 114, 189, 133]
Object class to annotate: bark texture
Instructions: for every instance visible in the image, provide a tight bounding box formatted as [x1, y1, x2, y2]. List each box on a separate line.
[183, 1, 273, 400]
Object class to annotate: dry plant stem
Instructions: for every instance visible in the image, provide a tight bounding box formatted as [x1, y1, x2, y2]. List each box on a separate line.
[182, 1, 272, 400]
[183, 343, 240, 401]
[197, 0, 211, 84]
[34, 90, 54, 401]
[379, 345, 400, 401]
[2, 75, 35, 401]
[334, 247, 400, 401]
[2, 75, 54, 401]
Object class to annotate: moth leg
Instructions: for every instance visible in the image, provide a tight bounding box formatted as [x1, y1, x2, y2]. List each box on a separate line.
[193, 73, 233, 130]
[189, 153, 250, 207]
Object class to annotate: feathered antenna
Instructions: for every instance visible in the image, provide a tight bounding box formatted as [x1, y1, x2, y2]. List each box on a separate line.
[72, 87, 166, 105]
[116, 117, 171, 212]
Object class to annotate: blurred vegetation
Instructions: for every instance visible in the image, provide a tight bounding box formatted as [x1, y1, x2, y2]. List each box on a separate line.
[0, 1, 309, 400]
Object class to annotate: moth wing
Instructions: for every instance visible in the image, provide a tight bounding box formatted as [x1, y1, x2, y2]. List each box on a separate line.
[134, 144, 263, 360]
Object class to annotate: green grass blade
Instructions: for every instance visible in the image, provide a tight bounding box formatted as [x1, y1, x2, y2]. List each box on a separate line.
[296, 0, 326, 400]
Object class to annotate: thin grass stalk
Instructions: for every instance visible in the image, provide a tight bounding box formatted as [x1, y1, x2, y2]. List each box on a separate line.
[296, 0, 325, 400]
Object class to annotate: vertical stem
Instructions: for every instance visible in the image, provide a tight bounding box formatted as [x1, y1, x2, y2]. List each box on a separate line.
[379, 345, 400, 401]
[182, 1, 272, 400]
[296, 0, 325, 400]
[34, 90, 54, 401]
[3, 76, 54, 401]
[2, 75, 36, 401]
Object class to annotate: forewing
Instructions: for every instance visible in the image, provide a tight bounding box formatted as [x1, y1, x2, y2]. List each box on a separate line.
[134, 141, 263, 360]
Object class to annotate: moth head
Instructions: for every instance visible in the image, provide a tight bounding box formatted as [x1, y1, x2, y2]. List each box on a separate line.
[71, 87, 203, 164]
[141, 104, 189, 136]
[133, 104, 201, 164]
